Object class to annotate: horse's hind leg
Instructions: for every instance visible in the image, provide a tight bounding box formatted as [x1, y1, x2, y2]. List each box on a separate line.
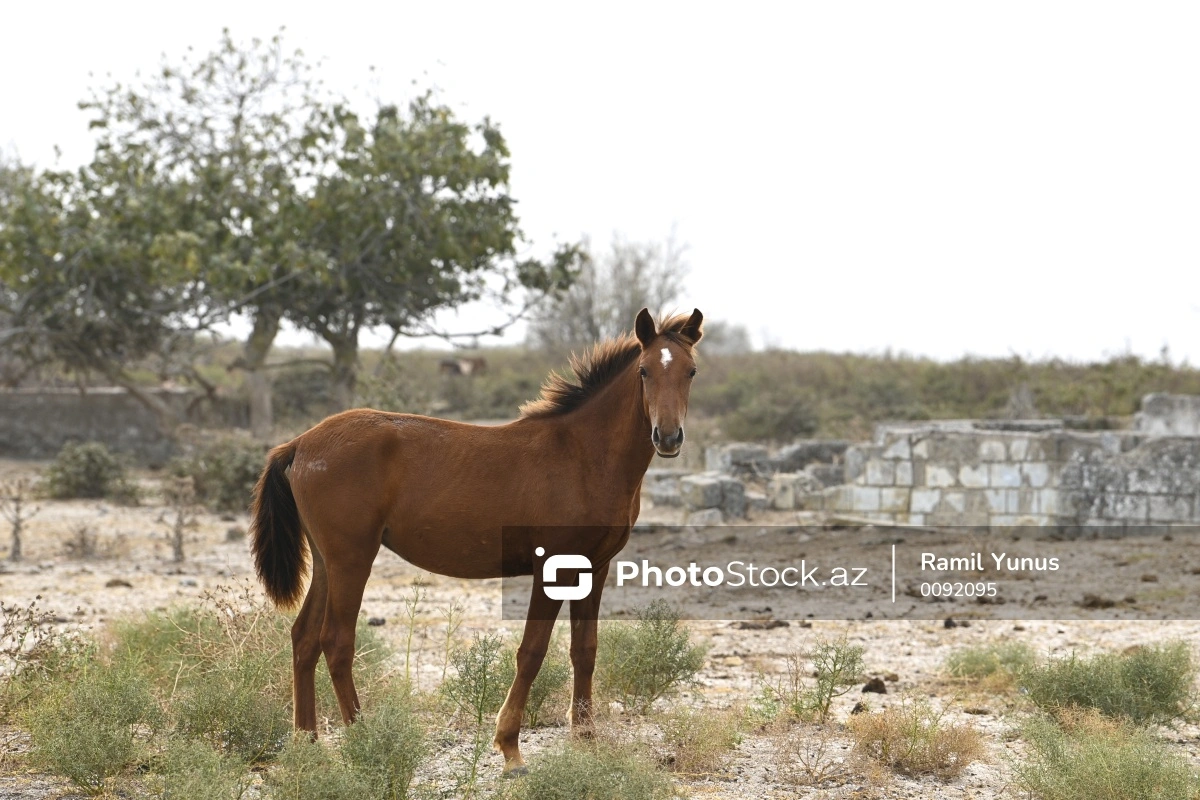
[320, 551, 376, 724]
[291, 539, 327, 733]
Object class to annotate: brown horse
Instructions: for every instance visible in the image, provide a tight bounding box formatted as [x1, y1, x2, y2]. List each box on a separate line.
[250, 307, 703, 773]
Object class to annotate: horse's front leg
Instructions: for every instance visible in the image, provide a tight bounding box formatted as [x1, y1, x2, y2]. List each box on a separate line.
[494, 583, 562, 775]
[568, 561, 609, 736]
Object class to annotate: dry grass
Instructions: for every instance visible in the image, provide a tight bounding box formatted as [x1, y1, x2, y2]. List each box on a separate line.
[848, 699, 985, 779]
[657, 704, 744, 774]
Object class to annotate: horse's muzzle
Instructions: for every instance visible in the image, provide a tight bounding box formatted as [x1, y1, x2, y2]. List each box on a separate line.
[652, 425, 684, 458]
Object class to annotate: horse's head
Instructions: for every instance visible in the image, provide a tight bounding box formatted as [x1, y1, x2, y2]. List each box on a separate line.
[635, 307, 703, 458]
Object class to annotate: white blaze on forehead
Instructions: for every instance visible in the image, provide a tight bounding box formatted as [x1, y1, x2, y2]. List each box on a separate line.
[660, 347, 673, 369]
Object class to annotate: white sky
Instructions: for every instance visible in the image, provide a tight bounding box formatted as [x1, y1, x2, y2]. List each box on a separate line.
[3, 2, 1199, 362]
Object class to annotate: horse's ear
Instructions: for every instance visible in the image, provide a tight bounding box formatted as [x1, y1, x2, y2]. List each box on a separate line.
[634, 308, 656, 347]
[680, 308, 704, 344]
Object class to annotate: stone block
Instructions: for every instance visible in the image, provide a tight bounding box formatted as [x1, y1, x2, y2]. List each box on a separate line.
[911, 437, 929, 459]
[719, 476, 747, 518]
[1149, 495, 1191, 522]
[989, 464, 1021, 488]
[686, 507, 724, 526]
[851, 487, 881, 512]
[880, 487, 910, 513]
[984, 489, 1007, 513]
[910, 489, 941, 514]
[745, 491, 769, 514]
[939, 491, 966, 513]
[705, 443, 770, 473]
[680, 474, 724, 509]
[882, 436, 911, 460]
[1007, 488, 1035, 515]
[843, 445, 879, 484]
[1037, 489, 1059, 516]
[980, 439, 1007, 461]
[865, 460, 895, 486]
[926, 465, 957, 487]
[959, 464, 988, 488]
[894, 461, 914, 486]
[1021, 462, 1051, 488]
[1009, 438, 1030, 460]
[645, 483, 682, 507]
[806, 463, 845, 487]
[1106, 493, 1149, 522]
[774, 440, 851, 472]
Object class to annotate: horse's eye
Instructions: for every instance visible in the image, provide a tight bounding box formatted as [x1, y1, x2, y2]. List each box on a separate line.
[689, 368, 698, 378]
[638, 366, 648, 378]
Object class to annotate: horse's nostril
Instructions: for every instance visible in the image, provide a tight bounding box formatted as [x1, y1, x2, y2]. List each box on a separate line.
[677, 427, 685, 446]
[652, 426, 661, 444]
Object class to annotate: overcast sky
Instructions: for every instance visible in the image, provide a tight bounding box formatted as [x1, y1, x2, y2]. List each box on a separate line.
[4, 2, 1198, 362]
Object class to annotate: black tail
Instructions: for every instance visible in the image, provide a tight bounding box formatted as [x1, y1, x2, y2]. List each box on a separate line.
[250, 441, 307, 609]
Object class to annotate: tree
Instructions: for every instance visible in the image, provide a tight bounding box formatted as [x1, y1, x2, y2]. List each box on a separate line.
[78, 29, 320, 436]
[527, 233, 688, 349]
[290, 97, 576, 410]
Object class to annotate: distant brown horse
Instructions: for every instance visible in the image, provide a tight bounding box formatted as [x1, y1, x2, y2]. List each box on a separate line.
[250, 308, 703, 773]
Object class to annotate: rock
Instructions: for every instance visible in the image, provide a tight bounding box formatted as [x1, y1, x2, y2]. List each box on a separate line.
[964, 707, 992, 715]
[851, 701, 868, 715]
[179, 578, 197, 587]
[1141, 573, 1159, 582]
[367, 617, 386, 627]
[1080, 593, 1116, 609]
[883, 672, 899, 682]
[705, 443, 770, 473]
[225, 526, 246, 542]
[862, 677, 887, 694]
[686, 508, 724, 526]
[645, 483, 682, 507]
[943, 617, 958, 629]
[718, 476, 746, 518]
[735, 619, 790, 630]
[105, 578, 132, 588]
[680, 474, 724, 509]
[745, 490, 769, 513]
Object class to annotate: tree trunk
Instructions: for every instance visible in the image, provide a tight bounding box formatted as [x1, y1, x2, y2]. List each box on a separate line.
[328, 336, 359, 413]
[242, 310, 281, 439]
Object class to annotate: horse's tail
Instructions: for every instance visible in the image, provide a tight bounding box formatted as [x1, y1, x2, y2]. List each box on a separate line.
[251, 440, 308, 609]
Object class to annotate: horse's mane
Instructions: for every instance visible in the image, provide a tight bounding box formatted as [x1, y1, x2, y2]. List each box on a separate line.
[519, 314, 697, 419]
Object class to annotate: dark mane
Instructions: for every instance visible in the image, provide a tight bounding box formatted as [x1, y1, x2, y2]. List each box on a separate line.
[519, 314, 697, 419]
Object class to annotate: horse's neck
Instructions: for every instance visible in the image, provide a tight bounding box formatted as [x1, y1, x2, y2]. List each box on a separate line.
[569, 369, 655, 481]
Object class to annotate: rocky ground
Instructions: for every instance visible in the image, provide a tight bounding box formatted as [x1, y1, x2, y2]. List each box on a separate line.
[2, 458, 1200, 799]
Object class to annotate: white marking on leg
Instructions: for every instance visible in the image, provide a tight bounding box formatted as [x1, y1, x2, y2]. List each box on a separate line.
[660, 347, 672, 369]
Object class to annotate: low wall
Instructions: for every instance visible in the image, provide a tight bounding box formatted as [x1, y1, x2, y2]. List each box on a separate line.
[0, 387, 244, 463]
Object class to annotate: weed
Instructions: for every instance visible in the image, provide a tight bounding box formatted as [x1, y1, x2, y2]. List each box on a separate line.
[0, 478, 39, 561]
[848, 699, 984, 779]
[163, 475, 198, 562]
[0, 600, 94, 719]
[441, 632, 507, 795]
[759, 635, 864, 723]
[151, 737, 251, 800]
[45, 441, 139, 503]
[772, 722, 857, 787]
[658, 704, 743, 774]
[595, 600, 707, 713]
[499, 739, 673, 800]
[1015, 710, 1200, 800]
[945, 641, 1037, 689]
[24, 660, 160, 794]
[517, 630, 571, 728]
[264, 736, 367, 799]
[342, 685, 428, 800]
[1022, 642, 1195, 724]
[169, 434, 267, 513]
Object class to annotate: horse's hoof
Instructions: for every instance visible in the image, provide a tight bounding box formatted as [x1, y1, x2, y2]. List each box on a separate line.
[502, 765, 529, 779]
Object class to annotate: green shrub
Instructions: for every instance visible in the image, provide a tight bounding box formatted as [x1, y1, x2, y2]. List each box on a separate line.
[152, 738, 250, 800]
[1015, 711, 1200, 800]
[24, 661, 160, 793]
[1022, 642, 1195, 724]
[500, 740, 673, 800]
[946, 641, 1037, 687]
[342, 685, 428, 800]
[175, 662, 291, 762]
[595, 600, 707, 714]
[721, 389, 818, 442]
[848, 699, 984, 779]
[757, 636, 864, 723]
[441, 633, 509, 722]
[495, 629, 572, 728]
[264, 736, 367, 799]
[170, 434, 268, 512]
[44, 441, 139, 503]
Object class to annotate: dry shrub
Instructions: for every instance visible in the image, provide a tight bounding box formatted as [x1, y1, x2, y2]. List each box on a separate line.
[658, 704, 743, 774]
[1016, 710, 1200, 800]
[945, 641, 1037, 691]
[848, 699, 984, 779]
[772, 722, 860, 787]
[0, 599, 94, 720]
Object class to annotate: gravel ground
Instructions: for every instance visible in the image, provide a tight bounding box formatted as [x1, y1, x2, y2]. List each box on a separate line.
[2, 458, 1200, 798]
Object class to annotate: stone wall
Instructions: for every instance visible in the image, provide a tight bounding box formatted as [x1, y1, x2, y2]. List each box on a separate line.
[813, 420, 1200, 528]
[0, 387, 244, 463]
[1135, 393, 1200, 436]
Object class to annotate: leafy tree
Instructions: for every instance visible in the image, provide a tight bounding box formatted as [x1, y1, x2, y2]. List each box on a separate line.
[291, 97, 577, 410]
[78, 29, 320, 435]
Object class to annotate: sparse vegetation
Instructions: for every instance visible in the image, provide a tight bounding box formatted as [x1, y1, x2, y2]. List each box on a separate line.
[772, 723, 857, 787]
[23, 660, 161, 794]
[848, 699, 984, 779]
[169, 434, 267, 512]
[44, 441, 140, 503]
[441, 632, 508, 795]
[659, 704, 744, 774]
[946, 641, 1037, 689]
[342, 685, 428, 800]
[1021, 642, 1195, 724]
[1015, 711, 1200, 800]
[595, 600, 707, 713]
[0, 478, 39, 561]
[499, 740, 674, 800]
[758, 636, 864, 723]
[151, 738, 252, 800]
[0, 600, 94, 720]
[265, 736, 368, 799]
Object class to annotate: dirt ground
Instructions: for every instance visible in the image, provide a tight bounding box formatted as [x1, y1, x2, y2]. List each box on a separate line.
[2, 457, 1200, 799]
